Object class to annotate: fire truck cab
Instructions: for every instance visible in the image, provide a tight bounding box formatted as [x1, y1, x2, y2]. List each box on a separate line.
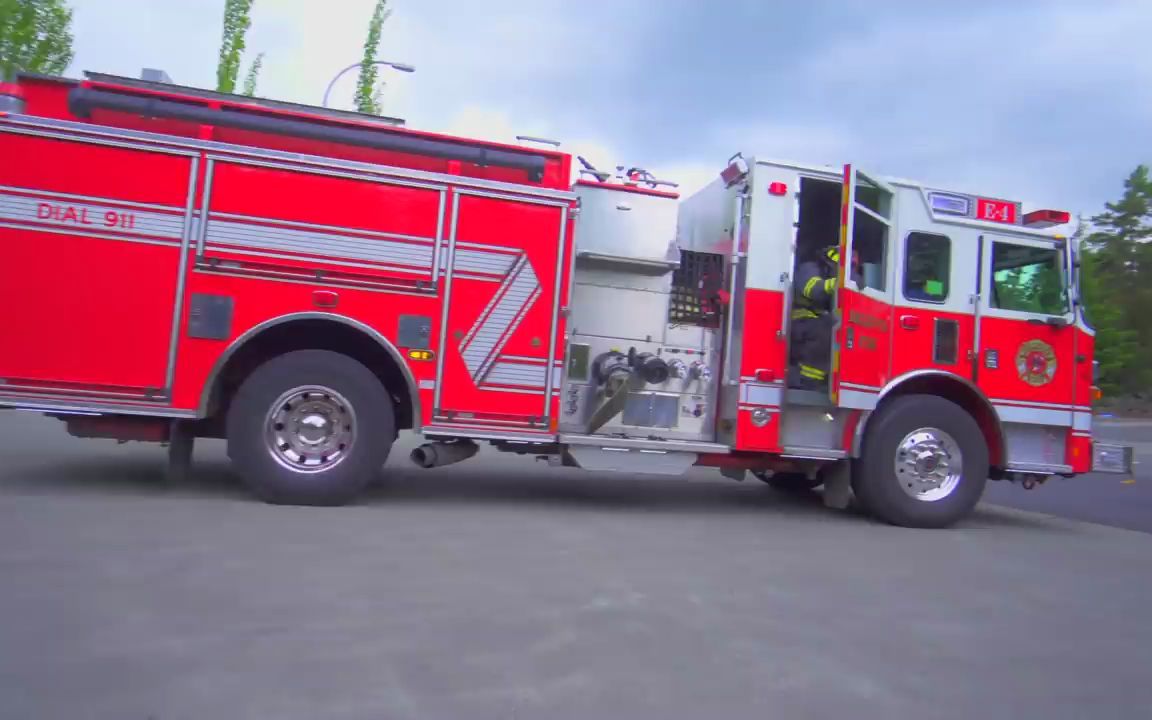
[0, 71, 1133, 528]
[673, 156, 1133, 525]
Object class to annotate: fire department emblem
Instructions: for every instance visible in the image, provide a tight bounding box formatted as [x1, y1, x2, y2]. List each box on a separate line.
[1015, 340, 1057, 387]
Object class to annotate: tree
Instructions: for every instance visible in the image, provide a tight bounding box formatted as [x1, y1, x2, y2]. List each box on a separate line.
[1081, 165, 1152, 394]
[0, 0, 75, 81]
[216, 0, 254, 94]
[354, 0, 391, 114]
[242, 51, 263, 97]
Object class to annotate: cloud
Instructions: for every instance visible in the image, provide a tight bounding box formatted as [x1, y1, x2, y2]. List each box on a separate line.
[60, 0, 1149, 216]
[775, 0, 1152, 212]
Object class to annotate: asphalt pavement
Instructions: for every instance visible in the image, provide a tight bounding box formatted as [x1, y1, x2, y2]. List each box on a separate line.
[1, 412, 1151, 720]
[985, 418, 1152, 533]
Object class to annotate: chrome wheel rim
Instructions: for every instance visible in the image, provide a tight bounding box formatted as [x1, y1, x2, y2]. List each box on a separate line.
[264, 386, 356, 473]
[894, 427, 963, 502]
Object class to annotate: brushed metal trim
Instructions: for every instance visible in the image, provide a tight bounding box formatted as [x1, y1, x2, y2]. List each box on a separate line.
[0, 396, 195, 418]
[432, 189, 446, 283]
[1005, 462, 1073, 475]
[422, 426, 556, 443]
[192, 266, 434, 297]
[195, 158, 215, 259]
[0, 121, 199, 158]
[433, 192, 459, 413]
[543, 204, 568, 418]
[559, 434, 730, 454]
[164, 154, 200, 394]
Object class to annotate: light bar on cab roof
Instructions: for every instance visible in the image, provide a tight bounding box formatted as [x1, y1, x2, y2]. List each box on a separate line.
[1023, 209, 1072, 229]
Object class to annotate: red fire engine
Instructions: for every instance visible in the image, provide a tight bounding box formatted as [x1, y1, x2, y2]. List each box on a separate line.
[0, 71, 1133, 527]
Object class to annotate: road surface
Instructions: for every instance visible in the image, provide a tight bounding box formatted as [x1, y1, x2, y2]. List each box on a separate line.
[985, 418, 1151, 533]
[1, 412, 1150, 719]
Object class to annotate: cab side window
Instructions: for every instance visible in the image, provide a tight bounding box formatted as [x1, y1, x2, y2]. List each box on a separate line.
[990, 242, 1067, 315]
[903, 232, 950, 303]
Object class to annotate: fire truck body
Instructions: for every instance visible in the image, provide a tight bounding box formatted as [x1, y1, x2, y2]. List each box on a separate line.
[0, 71, 1132, 527]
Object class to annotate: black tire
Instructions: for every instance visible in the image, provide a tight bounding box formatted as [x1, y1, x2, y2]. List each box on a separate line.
[853, 394, 988, 528]
[754, 471, 822, 493]
[226, 350, 395, 506]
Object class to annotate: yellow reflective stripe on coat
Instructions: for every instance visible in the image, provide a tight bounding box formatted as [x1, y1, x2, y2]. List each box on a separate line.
[823, 277, 836, 294]
[792, 308, 820, 320]
[803, 276, 821, 298]
[799, 364, 827, 380]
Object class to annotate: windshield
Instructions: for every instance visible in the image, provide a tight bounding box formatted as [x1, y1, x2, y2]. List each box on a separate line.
[990, 241, 1069, 315]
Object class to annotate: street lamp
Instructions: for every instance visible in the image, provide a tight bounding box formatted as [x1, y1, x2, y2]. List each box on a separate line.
[322, 60, 415, 108]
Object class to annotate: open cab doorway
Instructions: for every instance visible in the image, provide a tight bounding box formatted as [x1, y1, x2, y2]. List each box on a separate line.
[783, 167, 895, 407]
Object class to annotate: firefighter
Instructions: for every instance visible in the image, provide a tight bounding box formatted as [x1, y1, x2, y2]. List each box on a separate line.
[788, 246, 860, 390]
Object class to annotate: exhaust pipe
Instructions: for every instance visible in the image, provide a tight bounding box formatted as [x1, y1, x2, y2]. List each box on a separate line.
[410, 440, 479, 469]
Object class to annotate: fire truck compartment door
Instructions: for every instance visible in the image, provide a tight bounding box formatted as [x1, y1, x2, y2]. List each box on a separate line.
[0, 129, 198, 401]
[433, 191, 570, 430]
[832, 165, 896, 409]
[975, 234, 1076, 429]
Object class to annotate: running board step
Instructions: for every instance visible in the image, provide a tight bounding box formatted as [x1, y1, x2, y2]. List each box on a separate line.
[559, 434, 729, 476]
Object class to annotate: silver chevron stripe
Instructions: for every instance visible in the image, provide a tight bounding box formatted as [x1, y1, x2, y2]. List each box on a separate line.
[0, 188, 185, 241]
[205, 217, 436, 270]
[459, 255, 541, 381]
[481, 360, 561, 390]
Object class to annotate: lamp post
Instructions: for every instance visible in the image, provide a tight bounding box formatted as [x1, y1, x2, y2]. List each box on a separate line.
[322, 60, 415, 108]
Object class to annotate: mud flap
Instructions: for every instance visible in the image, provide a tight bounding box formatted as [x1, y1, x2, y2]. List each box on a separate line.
[822, 459, 853, 510]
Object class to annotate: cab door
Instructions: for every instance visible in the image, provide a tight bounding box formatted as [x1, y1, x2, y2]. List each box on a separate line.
[888, 227, 980, 384]
[975, 234, 1075, 428]
[831, 165, 896, 409]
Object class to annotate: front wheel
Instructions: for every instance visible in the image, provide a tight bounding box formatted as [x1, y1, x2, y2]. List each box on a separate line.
[853, 394, 988, 528]
[226, 350, 395, 506]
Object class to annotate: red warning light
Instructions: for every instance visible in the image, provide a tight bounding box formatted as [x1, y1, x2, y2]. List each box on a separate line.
[768, 182, 788, 196]
[1022, 209, 1071, 228]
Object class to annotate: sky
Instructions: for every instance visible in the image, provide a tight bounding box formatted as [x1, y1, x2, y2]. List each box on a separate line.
[64, 0, 1152, 218]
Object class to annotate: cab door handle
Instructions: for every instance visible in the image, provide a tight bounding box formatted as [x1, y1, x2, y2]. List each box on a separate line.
[899, 315, 921, 330]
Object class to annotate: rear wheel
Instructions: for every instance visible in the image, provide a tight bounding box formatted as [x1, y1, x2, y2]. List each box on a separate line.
[853, 394, 988, 528]
[754, 471, 822, 493]
[226, 350, 395, 506]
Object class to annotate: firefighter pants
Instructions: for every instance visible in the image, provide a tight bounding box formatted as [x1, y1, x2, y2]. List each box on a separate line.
[789, 314, 834, 388]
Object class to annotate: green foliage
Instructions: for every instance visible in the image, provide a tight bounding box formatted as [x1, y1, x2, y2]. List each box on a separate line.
[241, 51, 263, 97]
[355, 0, 391, 114]
[1081, 165, 1152, 394]
[0, 0, 75, 80]
[216, 0, 253, 94]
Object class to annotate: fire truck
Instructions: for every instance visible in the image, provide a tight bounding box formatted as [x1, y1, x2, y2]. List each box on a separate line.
[0, 70, 1133, 527]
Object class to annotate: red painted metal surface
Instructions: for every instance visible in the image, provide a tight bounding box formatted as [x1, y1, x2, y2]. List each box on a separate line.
[890, 306, 976, 381]
[731, 287, 786, 452]
[0, 131, 193, 393]
[436, 193, 569, 427]
[1066, 432, 1092, 473]
[736, 288, 786, 378]
[734, 406, 781, 452]
[833, 288, 893, 393]
[0, 73, 574, 436]
[975, 317, 1074, 408]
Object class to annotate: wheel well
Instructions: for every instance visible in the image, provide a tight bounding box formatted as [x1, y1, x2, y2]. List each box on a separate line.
[868, 375, 1005, 468]
[203, 318, 417, 431]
